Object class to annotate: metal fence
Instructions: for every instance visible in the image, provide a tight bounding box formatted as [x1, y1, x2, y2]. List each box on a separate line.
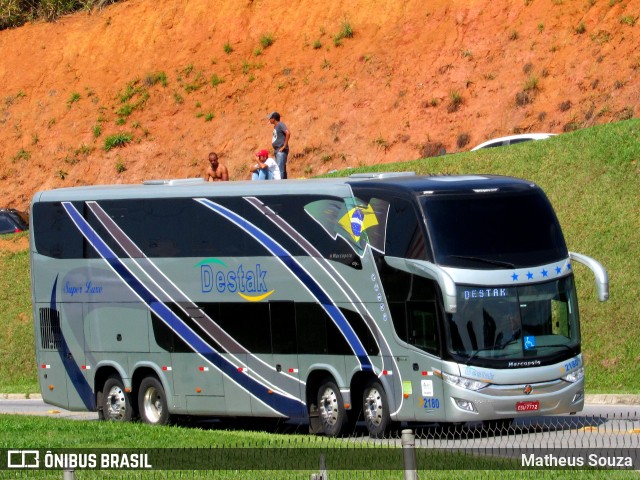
[2, 412, 639, 479]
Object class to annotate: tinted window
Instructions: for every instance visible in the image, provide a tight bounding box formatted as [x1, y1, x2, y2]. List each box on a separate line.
[385, 198, 427, 259]
[218, 303, 271, 354]
[508, 138, 531, 145]
[258, 195, 366, 262]
[421, 190, 567, 268]
[33, 202, 84, 258]
[391, 301, 439, 355]
[341, 308, 380, 355]
[0, 216, 14, 233]
[296, 303, 352, 355]
[99, 198, 256, 258]
[149, 301, 378, 358]
[377, 261, 438, 302]
[33, 198, 273, 259]
[271, 302, 297, 354]
[350, 189, 429, 261]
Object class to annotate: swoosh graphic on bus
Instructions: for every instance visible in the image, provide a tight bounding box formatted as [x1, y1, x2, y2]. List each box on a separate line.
[48, 275, 95, 410]
[195, 198, 374, 372]
[194, 258, 228, 268]
[82, 201, 302, 402]
[237, 290, 275, 302]
[243, 196, 405, 415]
[62, 202, 306, 418]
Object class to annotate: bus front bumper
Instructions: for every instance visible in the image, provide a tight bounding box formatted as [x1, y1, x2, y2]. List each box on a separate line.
[442, 378, 584, 422]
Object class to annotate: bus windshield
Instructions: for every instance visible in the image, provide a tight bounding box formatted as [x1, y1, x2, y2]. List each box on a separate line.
[446, 276, 580, 368]
[420, 190, 568, 269]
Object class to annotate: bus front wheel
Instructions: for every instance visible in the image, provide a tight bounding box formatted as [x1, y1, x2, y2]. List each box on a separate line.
[363, 380, 395, 438]
[317, 380, 347, 437]
[138, 377, 170, 425]
[100, 375, 133, 422]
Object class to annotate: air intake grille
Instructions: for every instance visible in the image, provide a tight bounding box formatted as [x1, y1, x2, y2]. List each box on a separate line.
[40, 308, 62, 350]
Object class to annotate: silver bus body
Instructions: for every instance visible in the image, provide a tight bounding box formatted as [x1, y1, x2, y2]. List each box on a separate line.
[30, 174, 607, 436]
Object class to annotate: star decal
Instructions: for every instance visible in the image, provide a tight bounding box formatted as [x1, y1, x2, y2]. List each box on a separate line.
[512, 273, 519, 281]
[541, 269, 548, 278]
[526, 271, 534, 280]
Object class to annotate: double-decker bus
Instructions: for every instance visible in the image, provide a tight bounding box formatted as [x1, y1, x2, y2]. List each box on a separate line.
[30, 173, 608, 437]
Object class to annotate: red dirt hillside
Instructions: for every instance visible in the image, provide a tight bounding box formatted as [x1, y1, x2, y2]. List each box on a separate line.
[0, 0, 638, 210]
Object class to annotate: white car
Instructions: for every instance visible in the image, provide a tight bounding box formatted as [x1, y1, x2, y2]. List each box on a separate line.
[470, 133, 556, 151]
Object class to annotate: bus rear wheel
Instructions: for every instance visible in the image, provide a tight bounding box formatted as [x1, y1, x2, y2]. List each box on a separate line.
[101, 375, 133, 422]
[138, 377, 170, 425]
[363, 380, 395, 438]
[317, 380, 347, 437]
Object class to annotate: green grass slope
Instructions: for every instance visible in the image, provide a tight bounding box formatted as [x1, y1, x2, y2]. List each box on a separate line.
[0, 120, 638, 394]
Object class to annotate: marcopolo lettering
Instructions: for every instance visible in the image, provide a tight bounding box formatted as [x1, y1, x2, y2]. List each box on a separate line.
[201, 263, 268, 294]
[463, 288, 508, 300]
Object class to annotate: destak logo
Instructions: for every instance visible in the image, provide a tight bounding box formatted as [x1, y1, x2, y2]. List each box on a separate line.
[197, 258, 274, 302]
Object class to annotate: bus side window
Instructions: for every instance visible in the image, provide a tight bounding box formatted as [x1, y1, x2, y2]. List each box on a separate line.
[295, 303, 352, 355]
[271, 302, 297, 354]
[390, 301, 439, 355]
[384, 198, 428, 260]
[296, 303, 328, 354]
[218, 303, 271, 354]
[407, 302, 439, 355]
[33, 202, 84, 259]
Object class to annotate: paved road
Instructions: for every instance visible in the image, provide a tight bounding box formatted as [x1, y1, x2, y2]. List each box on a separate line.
[0, 398, 97, 421]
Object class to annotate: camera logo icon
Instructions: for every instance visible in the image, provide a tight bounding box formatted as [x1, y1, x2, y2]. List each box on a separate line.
[7, 450, 40, 469]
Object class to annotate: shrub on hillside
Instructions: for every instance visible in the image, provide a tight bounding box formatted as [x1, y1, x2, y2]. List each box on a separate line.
[1, 0, 121, 30]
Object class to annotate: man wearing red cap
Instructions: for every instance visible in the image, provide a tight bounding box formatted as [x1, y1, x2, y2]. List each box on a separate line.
[250, 149, 281, 180]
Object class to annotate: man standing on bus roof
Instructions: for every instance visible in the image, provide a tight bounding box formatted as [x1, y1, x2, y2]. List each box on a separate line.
[267, 111, 290, 179]
[205, 152, 229, 181]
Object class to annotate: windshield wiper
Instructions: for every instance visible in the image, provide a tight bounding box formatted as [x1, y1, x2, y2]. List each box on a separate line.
[533, 343, 576, 354]
[463, 347, 495, 365]
[449, 255, 515, 269]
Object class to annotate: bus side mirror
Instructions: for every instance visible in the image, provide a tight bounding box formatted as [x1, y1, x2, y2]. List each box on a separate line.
[383, 257, 458, 313]
[569, 252, 609, 302]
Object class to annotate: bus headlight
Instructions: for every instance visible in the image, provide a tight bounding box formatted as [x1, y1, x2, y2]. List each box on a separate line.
[562, 367, 584, 383]
[442, 372, 489, 391]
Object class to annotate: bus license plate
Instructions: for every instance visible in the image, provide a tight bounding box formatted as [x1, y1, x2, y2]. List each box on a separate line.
[516, 401, 539, 412]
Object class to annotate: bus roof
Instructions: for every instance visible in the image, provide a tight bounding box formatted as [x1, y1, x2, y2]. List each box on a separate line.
[31, 173, 538, 203]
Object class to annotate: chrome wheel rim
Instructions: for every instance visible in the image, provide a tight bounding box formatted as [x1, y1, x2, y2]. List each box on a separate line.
[106, 385, 127, 420]
[364, 387, 383, 427]
[318, 387, 339, 426]
[142, 387, 162, 424]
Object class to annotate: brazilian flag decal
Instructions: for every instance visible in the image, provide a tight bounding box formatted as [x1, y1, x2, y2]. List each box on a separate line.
[304, 197, 389, 256]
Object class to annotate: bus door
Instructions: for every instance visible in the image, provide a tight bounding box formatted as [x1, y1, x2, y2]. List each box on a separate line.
[389, 299, 446, 422]
[36, 303, 91, 410]
[405, 301, 445, 422]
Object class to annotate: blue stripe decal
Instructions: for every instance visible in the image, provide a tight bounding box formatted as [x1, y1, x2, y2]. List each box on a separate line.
[49, 275, 95, 410]
[196, 198, 373, 371]
[62, 202, 306, 418]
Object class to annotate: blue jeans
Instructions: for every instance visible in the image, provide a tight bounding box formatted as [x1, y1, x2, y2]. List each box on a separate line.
[275, 151, 288, 179]
[251, 168, 269, 180]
